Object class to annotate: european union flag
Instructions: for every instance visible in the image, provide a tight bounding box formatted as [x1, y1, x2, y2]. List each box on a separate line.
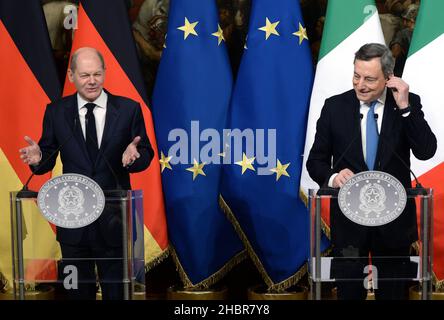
[151, 0, 245, 287]
[220, 0, 319, 290]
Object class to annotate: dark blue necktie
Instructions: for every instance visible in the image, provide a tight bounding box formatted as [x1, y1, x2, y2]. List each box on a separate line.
[366, 101, 379, 170]
[84, 103, 98, 163]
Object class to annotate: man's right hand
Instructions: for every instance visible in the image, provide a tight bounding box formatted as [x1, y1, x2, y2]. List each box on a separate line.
[333, 168, 355, 188]
[19, 136, 41, 166]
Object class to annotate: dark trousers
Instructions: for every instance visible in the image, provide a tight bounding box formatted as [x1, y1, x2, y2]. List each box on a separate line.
[59, 224, 124, 300]
[331, 245, 417, 300]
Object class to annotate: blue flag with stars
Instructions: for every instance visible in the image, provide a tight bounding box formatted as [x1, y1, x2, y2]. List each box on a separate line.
[151, 0, 245, 288]
[220, 0, 318, 290]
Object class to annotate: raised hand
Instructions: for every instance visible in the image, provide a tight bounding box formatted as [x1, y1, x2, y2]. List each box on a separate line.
[386, 76, 410, 109]
[19, 136, 41, 165]
[122, 136, 141, 167]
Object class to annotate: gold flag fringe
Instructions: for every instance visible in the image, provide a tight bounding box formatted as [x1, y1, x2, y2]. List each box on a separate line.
[321, 219, 331, 240]
[299, 189, 308, 207]
[411, 241, 444, 292]
[170, 246, 247, 290]
[435, 279, 444, 292]
[219, 195, 307, 292]
[144, 247, 170, 273]
[0, 271, 7, 292]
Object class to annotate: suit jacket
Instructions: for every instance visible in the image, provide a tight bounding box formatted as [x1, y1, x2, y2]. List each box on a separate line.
[33, 90, 154, 246]
[307, 89, 436, 249]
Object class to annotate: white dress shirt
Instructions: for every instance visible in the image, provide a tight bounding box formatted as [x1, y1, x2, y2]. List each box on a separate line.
[77, 90, 108, 148]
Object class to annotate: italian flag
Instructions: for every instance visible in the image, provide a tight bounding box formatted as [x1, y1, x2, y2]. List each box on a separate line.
[301, 0, 385, 199]
[402, 0, 444, 288]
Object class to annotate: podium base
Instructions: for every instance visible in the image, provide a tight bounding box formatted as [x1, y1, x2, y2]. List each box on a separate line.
[248, 285, 308, 300]
[167, 286, 228, 300]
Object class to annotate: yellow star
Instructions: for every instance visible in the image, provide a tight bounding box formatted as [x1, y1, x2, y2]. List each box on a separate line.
[186, 159, 206, 180]
[177, 17, 198, 40]
[212, 24, 225, 45]
[292, 22, 308, 45]
[270, 160, 291, 181]
[159, 151, 172, 173]
[235, 153, 255, 174]
[258, 18, 280, 40]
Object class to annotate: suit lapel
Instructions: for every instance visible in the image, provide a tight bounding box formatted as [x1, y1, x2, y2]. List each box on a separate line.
[64, 94, 90, 162]
[96, 94, 119, 167]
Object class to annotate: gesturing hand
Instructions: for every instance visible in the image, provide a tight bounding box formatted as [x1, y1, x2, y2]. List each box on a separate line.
[122, 136, 141, 167]
[19, 136, 41, 166]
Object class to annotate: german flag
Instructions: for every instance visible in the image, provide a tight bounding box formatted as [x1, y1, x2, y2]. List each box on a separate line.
[63, 0, 168, 268]
[0, 0, 61, 287]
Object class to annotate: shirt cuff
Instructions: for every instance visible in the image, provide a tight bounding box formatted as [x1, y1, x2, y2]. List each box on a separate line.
[399, 104, 411, 117]
[401, 112, 411, 117]
[328, 173, 338, 188]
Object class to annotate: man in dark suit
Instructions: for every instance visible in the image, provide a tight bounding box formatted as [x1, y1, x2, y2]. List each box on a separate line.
[307, 43, 436, 299]
[19, 47, 154, 299]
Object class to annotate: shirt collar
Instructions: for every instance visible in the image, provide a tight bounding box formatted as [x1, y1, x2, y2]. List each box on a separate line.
[77, 89, 107, 110]
[359, 88, 387, 107]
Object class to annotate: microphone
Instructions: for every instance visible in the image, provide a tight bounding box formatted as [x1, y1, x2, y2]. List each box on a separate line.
[318, 113, 364, 194]
[18, 118, 79, 198]
[373, 113, 424, 191]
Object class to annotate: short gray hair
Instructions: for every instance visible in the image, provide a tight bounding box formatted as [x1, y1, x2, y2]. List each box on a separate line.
[70, 48, 105, 72]
[354, 43, 395, 78]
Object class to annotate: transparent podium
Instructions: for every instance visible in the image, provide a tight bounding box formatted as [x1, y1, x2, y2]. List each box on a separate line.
[9, 190, 145, 300]
[308, 188, 433, 300]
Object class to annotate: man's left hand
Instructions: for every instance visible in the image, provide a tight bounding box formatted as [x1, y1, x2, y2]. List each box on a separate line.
[122, 136, 141, 167]
[386, 75, 409, 109]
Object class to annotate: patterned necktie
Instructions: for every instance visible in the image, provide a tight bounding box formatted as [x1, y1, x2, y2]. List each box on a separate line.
[84, 103, 98, 163]
[366, 101, 379, 170]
